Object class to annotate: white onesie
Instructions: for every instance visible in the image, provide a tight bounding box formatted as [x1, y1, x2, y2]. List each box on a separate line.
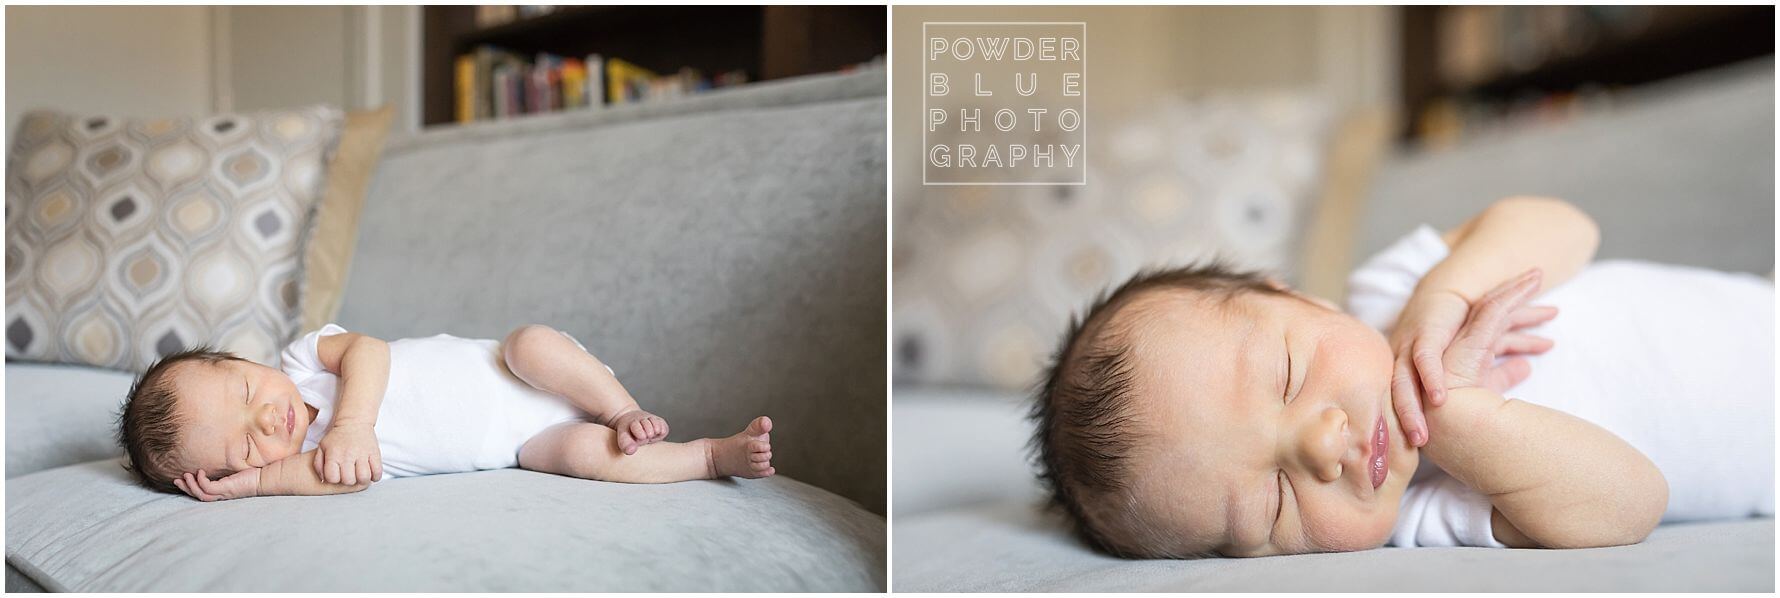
[279, 324, 595, 478]
[1346, 225, 1775, 548]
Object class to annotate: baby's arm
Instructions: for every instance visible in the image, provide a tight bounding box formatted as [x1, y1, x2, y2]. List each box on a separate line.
[1419, 195, 1600, 302]
[1421, 387, 1668, 549]
[314, 332, 390, 484]
[316, 331, 390, 430]
[259, 450, 371, 496]
[176, 451, 368, 501]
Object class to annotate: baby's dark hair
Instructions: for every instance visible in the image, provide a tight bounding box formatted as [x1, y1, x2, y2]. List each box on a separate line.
[115, 346, 245, 494]
[1029, 260, 1284, 557]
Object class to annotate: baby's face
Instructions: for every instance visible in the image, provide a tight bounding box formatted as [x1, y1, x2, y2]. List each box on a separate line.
[168, 359, 309, 478]
[1115, 288, 1417, 557]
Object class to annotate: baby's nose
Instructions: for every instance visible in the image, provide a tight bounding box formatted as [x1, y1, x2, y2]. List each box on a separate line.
[257, 403, 279, 435]
[1306, 408, 1348, 482]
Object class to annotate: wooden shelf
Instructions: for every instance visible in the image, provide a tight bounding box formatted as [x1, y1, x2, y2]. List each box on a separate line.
[1399, 5, 1774, 142]
[421, 5, 885, 127]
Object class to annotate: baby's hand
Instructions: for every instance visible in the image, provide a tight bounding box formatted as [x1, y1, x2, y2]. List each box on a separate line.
[1391, 268, 1557, 446]
[314, 422, 382, 485]
[175, 468, 261, 502]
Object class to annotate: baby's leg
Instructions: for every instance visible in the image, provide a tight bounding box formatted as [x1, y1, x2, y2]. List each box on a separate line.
[518, 417, 775, 483]
[501, 324, 667, 454]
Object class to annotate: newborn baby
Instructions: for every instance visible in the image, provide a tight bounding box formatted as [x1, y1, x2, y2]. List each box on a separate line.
[116, 324, 776, 500]
[1031, 196, 1773, 557]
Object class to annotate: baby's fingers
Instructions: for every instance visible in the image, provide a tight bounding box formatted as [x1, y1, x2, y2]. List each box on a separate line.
[1495, 333, 1555, 356]
[174, 476, 206, 501]
[179, 475, 213, 502]
[1508, 304, 1558, 330]
[1411, 333, 1450, 408]
[326, 460, 343, 485]
[1481, 356, 1534, 393]
[190, 471, 223, 501]
[1392, 354, 1428, 446]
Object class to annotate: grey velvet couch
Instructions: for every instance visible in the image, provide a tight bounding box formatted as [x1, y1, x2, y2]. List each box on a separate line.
[892, 59, 1774, 591]
[7, 68, 886, 592]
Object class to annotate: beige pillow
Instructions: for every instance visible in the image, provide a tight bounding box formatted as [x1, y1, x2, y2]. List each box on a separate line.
[1296, 105, 1394, 304]
[300, 105, 393, 333]
[5, 106, 345, 370]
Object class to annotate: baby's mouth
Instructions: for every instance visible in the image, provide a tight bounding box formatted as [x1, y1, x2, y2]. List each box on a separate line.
[1370, 414, 1388, 490]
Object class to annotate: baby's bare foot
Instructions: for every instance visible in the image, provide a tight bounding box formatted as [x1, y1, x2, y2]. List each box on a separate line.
[608, 408, 669, 455]
[708, 416, 774, 479]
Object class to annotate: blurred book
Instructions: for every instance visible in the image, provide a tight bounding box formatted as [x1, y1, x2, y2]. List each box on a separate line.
[452, 46, 756, 122]
[454, 54, 476, 123]
[1415, 85, 1619, 150]
[561, 57, 587, 109]
[605, 57, 657, 106]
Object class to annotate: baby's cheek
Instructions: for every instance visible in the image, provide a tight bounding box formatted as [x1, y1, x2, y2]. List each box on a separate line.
[1300, 500, 1397, 552]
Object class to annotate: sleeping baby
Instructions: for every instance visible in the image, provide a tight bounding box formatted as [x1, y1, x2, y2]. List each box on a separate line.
[1031, 196, 1773, 557]
[116, 324, 775, 500]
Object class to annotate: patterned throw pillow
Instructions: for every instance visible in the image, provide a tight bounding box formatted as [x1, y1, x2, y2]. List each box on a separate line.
[893, 94, 1333, 390]
[5, 106, 345, 371]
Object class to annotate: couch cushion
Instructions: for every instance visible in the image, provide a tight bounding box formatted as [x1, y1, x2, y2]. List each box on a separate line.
[1359, 58, 1774, 278]
[339, 69, 886, 514]
[4, 364, 133, 478]
[891, 385, 1042, 518]
[6, 459, 884, 591]
[6, 106, 344, 370]
[893, 500, 1773, 591]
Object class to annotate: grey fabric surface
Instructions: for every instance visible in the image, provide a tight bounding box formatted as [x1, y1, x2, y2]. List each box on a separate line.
[6, 563, 46, 592]
[1358, 57, 1774, 276]
[341, 68, 886, 514]
[894, 501, 1774, 592]
[893, 386, 1776, 591]
[891, 385, 1041, 518]
[4, 364, 134, 479]
[8, 459, 885, 592]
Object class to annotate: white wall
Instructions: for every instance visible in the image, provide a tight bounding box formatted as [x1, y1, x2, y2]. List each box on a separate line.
[221, 6, 352, 112]
[5, 6, 217, 138]
[1172, 6, 1397, 112]
[4, 5, 423, 142]
[221, 5, 420, 133]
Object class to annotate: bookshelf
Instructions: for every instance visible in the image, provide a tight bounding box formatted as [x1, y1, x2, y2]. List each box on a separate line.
[1399, 5, 1774, 144]
[421, 5, 886, 127]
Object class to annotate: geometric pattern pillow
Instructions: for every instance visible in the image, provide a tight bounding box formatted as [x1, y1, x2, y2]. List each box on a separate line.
[892, 93, 1332, 389]
[5, 106, 344, 371]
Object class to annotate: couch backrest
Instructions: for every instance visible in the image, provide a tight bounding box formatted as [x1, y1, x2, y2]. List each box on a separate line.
[338, 70, 886, 514]
[1359, 58, 1775, 277]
